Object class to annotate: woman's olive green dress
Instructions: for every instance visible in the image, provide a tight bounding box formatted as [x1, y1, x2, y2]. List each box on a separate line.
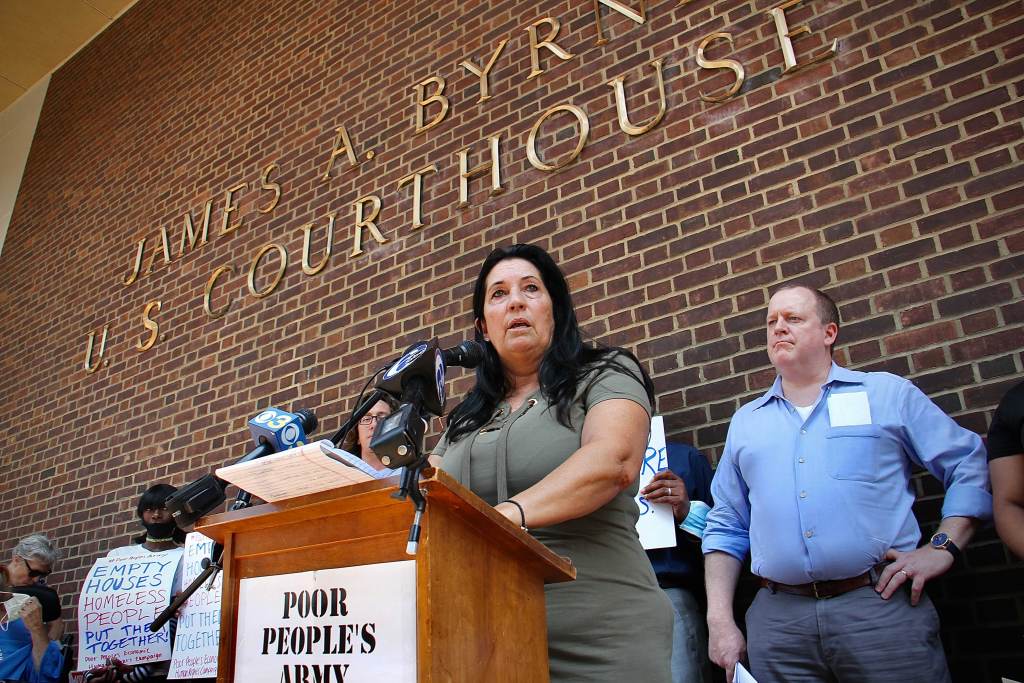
[435, 358, 672, 681]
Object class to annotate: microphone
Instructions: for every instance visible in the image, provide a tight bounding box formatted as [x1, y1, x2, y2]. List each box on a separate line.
[369, 339, 480, 469]
[370, 340, 481, 553]
[241, 408, 318, 464]
[441, 340, 485, 369]
[166, 407, 318, 528]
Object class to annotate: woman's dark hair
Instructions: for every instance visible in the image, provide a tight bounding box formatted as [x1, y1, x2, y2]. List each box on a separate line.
[341, 395, 400, 457]
[445, 243, 655, 442]
[132, 483, 187, 544]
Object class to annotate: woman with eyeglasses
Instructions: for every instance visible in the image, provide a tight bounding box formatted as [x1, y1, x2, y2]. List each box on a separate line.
[88, 485, 186, 683]
[341, 396, 400, 471]
[0, 534, 64, 683]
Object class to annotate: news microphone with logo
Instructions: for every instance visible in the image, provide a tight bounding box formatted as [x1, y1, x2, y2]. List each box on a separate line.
[166, 407, 318, 527]
[376, 339, 484, 410]
[244, 407, 318, 462]
[370, 339, 482, 469]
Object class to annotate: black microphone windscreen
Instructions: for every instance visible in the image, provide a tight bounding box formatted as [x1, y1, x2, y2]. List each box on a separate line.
[293, 408, 318, 434]
[443, 340, 485, 369]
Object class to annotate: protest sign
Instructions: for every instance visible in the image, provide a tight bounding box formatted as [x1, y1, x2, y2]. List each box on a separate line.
[635, 415, 677, 549]
[169, 533, 222, 679]
[76, 548, 183, 671]
[234, 560, 416, 683]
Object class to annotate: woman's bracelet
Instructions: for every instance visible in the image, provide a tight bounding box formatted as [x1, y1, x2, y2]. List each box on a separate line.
[503, 499, 528, 532]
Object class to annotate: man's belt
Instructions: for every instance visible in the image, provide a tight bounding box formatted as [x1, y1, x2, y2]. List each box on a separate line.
[759, 572, 872, 599]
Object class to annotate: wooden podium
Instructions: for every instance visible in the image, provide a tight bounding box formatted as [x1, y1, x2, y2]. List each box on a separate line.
[197, 468, 575, 682]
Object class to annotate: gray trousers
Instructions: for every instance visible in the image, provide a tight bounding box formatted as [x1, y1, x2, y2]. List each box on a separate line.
[663, 587, 713, 683]
[745, 584, 951, 683]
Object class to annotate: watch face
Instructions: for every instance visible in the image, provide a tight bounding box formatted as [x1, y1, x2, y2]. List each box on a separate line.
[932, 532, 949, 547]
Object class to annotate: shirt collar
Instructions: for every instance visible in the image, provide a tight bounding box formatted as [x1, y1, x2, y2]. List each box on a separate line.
[752, 362, 865, 410]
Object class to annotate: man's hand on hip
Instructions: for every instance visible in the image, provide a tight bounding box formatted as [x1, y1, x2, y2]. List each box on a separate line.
[875, 546, 954, 605]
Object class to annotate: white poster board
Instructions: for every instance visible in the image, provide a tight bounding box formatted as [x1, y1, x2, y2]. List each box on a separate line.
[76, 548, 183, 670]
[233, 561, 417, 683]
[635, 415, 677, 549]
[168, 533, 223, 679]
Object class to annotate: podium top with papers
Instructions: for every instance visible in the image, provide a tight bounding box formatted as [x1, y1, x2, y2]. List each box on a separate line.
[197, 466, 575, 584]
[197, 468, 574, 682]
[214, 440, 394, 502]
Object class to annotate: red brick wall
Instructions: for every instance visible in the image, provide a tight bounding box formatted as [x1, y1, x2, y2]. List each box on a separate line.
[1, 0, 1021, 679]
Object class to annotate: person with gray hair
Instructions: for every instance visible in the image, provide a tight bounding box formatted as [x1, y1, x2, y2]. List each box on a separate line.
[10, 535, 62, 577]
[6, 534, 64, 640]
[1, 534, 65, 682]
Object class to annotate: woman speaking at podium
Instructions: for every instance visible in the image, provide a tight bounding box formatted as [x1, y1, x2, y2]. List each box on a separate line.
[432, 244, 672, 681]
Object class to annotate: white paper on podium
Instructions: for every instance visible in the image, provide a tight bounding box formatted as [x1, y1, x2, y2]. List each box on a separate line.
[216, 440, 394, 502]
[635, 415, 677, 549]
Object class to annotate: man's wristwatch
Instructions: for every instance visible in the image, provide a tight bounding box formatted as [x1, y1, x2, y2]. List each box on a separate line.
[929, 532, 961, 561]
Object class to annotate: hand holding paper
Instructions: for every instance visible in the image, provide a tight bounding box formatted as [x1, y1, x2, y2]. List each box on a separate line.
[634, 416, 677, 549]
[641, 468, 691, 522]
[734, 662, 758, 683]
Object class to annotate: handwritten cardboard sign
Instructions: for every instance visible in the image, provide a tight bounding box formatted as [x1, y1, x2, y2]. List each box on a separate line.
[76, 548, 183, 670]
[234, 561, 416, 683]
[168, 533, 222, 679]
[635, 415, 677, 549]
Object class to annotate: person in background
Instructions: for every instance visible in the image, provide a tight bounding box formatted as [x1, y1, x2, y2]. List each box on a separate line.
[3, 534, 64, 641]
[0, 534, 64, 683]
[341, 396, 399, 471]
[642, 443, 714, 683]
[88, 484, 185, 683]
[432, 243, 672, 681]
[988, 380, 1024, 557]
[703, 284, 991, 683]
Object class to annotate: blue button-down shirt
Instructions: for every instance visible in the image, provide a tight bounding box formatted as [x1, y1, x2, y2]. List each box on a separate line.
[702, 363, 992, 585]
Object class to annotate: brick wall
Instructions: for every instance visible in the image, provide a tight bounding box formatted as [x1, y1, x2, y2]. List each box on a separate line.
[0, 0, 1020, 680]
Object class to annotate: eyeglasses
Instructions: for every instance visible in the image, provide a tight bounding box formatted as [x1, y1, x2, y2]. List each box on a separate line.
[358, 414, 388, 426]
[20, 556, 51, 579]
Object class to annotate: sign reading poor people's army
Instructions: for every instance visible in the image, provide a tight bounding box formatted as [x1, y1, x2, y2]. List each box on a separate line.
[233, 561, 416, 683]
[168, 533, 222, 679]
[76, 548, 183, 670]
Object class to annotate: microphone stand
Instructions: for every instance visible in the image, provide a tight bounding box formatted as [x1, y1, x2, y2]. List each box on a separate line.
[149, 542, 225, 633]
[393, 451, 429, 555]
[388, 379, 433, 555]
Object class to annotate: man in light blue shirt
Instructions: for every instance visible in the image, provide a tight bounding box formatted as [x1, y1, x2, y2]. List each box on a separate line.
[702, 284, 991, 683]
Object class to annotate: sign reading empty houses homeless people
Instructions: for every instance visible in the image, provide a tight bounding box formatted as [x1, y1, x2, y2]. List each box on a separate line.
[233, 561, 416, 683]
[77, 548, 183, 670]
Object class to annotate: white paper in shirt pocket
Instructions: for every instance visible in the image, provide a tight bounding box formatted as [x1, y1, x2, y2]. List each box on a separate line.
[827, 391, 872, 427]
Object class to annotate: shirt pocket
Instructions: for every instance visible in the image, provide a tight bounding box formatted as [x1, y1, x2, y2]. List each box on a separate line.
[824, 424, 883, 481]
